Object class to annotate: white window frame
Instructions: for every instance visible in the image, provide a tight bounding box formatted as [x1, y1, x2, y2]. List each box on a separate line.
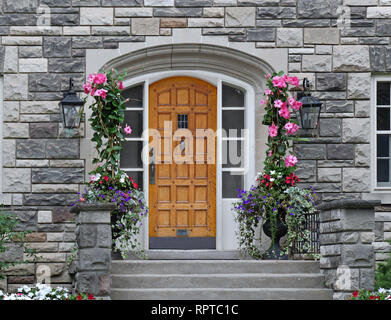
[371, 76, 391, 192]
[122, 70, 256, 250]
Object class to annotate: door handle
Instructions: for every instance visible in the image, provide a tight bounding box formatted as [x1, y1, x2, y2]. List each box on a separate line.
[149, 147, 155, 185]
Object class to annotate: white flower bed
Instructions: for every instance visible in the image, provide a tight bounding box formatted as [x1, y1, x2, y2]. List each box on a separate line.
[0, 284, 69, 300]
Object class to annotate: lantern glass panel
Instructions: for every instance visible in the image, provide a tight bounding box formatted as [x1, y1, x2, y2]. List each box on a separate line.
[299, 105, 321, 129]
[63, 104, 82, 128]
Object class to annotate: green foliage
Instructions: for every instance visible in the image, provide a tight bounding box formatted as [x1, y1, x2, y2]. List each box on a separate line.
[78, 68, 148, 259]
[233, 72, 317, 259]
[0, 209, 37, 279]
[86, 68, 128, 179]
[375, 240, 391, 290]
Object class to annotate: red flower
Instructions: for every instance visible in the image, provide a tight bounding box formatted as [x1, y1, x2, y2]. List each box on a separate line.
[352, 291, 358, 298]
[369, 296, 374, 300]
[133, 183, 138, 189]
[77, 294, 82, 300]
[99, 180, 103, 184]
[103, 176, 109, 182]
[286, 173, 300, 186]
[87, 294, 95, 300]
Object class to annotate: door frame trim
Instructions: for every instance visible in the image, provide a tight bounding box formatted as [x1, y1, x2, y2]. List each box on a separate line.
[123, 70, 256, 250]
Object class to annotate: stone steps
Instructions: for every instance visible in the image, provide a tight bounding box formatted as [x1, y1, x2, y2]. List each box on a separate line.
[111, 260, 322, 274]
[110, 288, 333, 300]
[112, 273, 325, 289]
[110, 260, 332, 300]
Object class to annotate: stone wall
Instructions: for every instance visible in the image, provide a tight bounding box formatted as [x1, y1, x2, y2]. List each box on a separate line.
[317, 200, 380, 300]
[0, 207, 76, 292]
[0, 0, 391, 289]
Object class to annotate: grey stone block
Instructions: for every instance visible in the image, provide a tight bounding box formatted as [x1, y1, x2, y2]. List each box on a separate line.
[72, 37, 104, 49]
[377, 20, 391, 36]
[48, 57, 85, 73]
[97, 225, 112, 248]
[153, 8, 202, 17]
[327, 144, 354, 160]
[341, 245, 374, 267]
[257, 7, 296, 19]
[51, 14, 79, 26]
[316, 73, 346, 91]
[46, 139, 79, 159]
[175, 0, 212, 6]
[29, 123, 59, 139]
[29, 73, 62, 92]
[13, 211, 37, 232]
[246, 28, 275, 42]
[360, 269, 375, 291]
[319, 119, 341, 137]
[32, 168, 84, 183]
[4, 0, 38, 13]
[325, 100, 354, 113]
[77, 225, 97, 248]
[16, 140, 46, 159]
[78, 248, 111, 271]
[43, 37, 72, 58]
[333, 46, 370, 72]
[76, 212, 111, 224]
[23, 194, 69, 206]
[298, 0, 342, 18]
[0, 244, 24, 262]
[102, 0, 142, 5]
[294, 144, 326, 160]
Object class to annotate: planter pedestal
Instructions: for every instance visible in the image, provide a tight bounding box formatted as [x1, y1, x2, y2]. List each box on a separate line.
[70, 202, 115, 299]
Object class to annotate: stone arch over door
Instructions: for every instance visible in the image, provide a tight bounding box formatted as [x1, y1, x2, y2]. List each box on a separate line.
[83, 44, 276, 176]
[82, 43, 278, 250]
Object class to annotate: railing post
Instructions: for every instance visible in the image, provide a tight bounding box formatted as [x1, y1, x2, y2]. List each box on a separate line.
[70, 203, 115, 299]
[317, 200, 380, 300]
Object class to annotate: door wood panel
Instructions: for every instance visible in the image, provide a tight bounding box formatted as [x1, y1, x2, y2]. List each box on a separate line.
[149, 77, 217, 244]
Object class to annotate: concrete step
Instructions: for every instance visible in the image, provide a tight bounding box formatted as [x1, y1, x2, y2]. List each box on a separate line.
[118, 250, 241, 260]
[111, 260, 321, 275]
[110, 288, 333, 300]
[111, 273, 325, 289]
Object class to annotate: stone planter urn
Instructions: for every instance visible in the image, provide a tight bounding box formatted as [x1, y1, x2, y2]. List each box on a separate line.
[70, 202, 116, 299]
[262, 210, 288, 260]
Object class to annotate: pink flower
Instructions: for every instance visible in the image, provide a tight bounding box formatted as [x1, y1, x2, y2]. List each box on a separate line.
[274, 99, 284, 109]
[284, 122, 299, 135]
[93, 73, 107, 85]
[124, 125, 132, 135]
[80, 197, 85, 202]
[268, 150, 273, 157]
[266, 73, 271, 79]
[285, 155, 298, 167]
[265, 89, 272, 95]
[291, 101, 303, 111]
[94, 88, 108, 99]
[278, 106, 290, 119]
[287, 76, 300, 87]
[260, 100, 266, 105]
[272, 76, 287, 88]
[268, 123, 278, 137]
[118, 81, 124, 90]
[83, 83, 92, 94]
[288, 97, 296, 106]
[87, 73, 96, 84]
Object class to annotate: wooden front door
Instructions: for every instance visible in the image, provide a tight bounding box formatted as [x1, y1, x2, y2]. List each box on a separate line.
[148, 76, 217, 249]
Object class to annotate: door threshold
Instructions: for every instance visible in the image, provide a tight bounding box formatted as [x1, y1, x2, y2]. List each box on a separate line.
[115, 249, 241, 260]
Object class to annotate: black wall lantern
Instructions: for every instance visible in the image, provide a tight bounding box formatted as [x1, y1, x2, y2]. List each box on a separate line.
[60, 78, 84, 129]
[296, 78, 322, 130]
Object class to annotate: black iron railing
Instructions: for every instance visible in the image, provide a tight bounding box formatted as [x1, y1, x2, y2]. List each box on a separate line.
[291, 211, 320, 255]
